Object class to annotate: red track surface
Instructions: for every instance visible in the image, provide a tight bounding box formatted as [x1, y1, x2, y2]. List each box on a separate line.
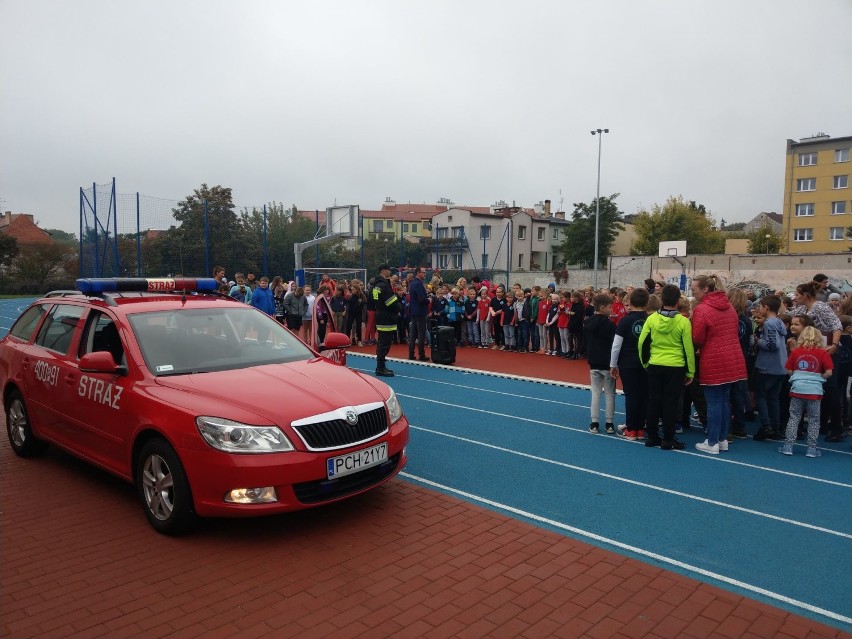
[348, 342, 602, 387]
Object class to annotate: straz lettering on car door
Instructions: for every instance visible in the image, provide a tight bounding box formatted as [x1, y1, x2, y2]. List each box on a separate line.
[78, 375, 123, 409]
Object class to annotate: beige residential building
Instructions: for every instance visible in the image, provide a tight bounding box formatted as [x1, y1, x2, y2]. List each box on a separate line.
[783, 134, 851, 253]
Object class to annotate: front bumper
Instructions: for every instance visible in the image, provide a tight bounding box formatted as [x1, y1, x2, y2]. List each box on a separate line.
[179, 416, 409, 517]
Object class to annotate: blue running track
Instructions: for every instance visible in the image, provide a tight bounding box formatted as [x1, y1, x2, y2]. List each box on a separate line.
[2, 299, 849, 630]
[347, 353, 852, 631]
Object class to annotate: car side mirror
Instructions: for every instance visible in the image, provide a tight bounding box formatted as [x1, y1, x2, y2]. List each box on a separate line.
[319, 332, 349, 366]
[79, 351, 127, 375]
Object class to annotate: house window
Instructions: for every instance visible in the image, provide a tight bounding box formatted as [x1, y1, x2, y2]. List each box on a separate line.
[452, 226, 464, 239]
[829, 227, 844, 240]
[795, 203, 814, 217]
[481, 254, 488, 269]
[518, 225, 526, 240]
[518, 253, 524, 269]
[552, 228, 559, 240]
[448, 216, 453, 222]
[797, 178, 816, 191]
[798, 152, 817, 166]
[385, 220, 393, 228]
[402, 223, 409, 232]
[833, 175, 848, 189]
[793, 228, 813, 242]
[438, 254, 449, 268]
[832, 201, 847, 215]
[537, 227, 545, 241]
[837, 149, 850, 163]
[436, 227, 448, 239]
[479, 225, 491, 240]
[452, 254, 461, 269]
[372, 220, 383, 233]
[411, 223, 418, 233]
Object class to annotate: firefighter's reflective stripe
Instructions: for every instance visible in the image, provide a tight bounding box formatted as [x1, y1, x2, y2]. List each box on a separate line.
[385, 295, 398, 307]
[376, 324, 396, 332]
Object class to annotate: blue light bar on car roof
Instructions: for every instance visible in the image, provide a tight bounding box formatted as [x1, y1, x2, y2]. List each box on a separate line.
[75, 278, 220, 295]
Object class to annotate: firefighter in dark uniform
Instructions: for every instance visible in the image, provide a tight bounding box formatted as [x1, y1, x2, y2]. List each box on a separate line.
[372, 264, 401, 377]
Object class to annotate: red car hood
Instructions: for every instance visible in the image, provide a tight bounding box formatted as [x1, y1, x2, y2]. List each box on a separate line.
[153, 359, 389, 425]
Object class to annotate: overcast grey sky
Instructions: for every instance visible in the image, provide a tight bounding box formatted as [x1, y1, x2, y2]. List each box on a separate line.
[2, 0, 851, 233]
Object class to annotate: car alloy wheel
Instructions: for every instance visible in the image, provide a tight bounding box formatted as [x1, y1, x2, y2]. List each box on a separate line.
[5, 390, 47, 458]
[136, 438, 195, 535]
[141, 453, 175, 522]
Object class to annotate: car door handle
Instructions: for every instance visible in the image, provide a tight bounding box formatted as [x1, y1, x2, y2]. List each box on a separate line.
[21, 357, 30, 370]
[64, 374, 75, 386]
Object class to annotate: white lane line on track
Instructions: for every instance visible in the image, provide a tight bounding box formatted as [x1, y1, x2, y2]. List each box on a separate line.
[348, 351, 622, 393]
[350, 355, 851, 458]
[400, 394, 852, 488]
[409, 425, 852, 540]
[350, 365, 626, 415]
[350, 357, 852, 459]
[401, 471, 852, 626]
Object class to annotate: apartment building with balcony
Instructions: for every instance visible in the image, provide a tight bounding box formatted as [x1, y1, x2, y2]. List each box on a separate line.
[429, 204, 569, 273]
[783, 133, 851, 253]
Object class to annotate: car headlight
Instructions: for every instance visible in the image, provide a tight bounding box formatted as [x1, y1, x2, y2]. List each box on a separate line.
[386, 388, 403, 425]
[196, 416, 294, 453]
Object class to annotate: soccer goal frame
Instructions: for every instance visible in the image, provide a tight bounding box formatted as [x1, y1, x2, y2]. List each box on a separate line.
[302, 268, 367, 291]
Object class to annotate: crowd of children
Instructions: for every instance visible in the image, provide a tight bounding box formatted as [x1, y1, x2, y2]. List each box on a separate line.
[212, 265, 852, 456]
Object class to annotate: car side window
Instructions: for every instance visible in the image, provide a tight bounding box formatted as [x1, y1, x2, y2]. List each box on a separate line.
[9, 304, 47, 342]
[80, 311, 125, 366]
[34, 304, 85, 355]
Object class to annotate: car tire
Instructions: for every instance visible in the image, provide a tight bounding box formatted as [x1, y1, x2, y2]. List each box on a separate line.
[5, 390, 48, 458]
[136, 438, 196, 536]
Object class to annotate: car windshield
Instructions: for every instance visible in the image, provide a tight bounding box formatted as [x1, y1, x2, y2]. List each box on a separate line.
[128, 306, 314, 375]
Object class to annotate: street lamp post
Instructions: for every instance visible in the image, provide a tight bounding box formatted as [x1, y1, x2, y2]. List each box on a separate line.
[591, 128, 609, 290]
[765, 234, 770, 255]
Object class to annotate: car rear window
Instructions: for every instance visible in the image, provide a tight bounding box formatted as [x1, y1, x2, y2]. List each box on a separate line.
[34, 304, 85, 355]
[9, 304, 47, 341]
[129, 306, 314, 375]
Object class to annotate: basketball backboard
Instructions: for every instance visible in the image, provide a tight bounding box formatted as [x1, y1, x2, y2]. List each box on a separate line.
[658, 240, 687, 258]
[326, 205, 359, 237]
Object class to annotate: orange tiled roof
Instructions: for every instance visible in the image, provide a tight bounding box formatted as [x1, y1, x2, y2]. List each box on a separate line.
[0, 213, 52, 245]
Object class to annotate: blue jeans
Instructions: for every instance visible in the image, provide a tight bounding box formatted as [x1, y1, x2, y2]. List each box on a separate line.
[531, 324, 542, 351]
[703, 383, 733, 446]
[517, 320, 530, 351]
[730, 379, 750, 432]
[755, 373, 785, 434]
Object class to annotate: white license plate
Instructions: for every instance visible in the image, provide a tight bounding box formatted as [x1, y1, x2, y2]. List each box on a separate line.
[327, 443, 388, 480]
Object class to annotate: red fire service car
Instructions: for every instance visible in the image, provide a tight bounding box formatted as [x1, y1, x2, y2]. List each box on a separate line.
[0, 278, 409, 535]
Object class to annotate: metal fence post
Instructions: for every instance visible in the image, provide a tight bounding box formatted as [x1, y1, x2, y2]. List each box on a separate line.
[136, 192, 141, 276]
[92, 182, 99, 276]
[111, 178, 119, 276]
[79, 188, 84, 277]
[204, 199, 210, 276]
[263, 204, 268, 276]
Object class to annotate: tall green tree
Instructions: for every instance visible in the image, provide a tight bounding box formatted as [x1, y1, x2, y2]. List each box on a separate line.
[746, 224, 783, 254]
[0, 233, 19, 268]
[168, 184, 260, 276]
[630, 195, 725, 255]
[557, 194, 625, 268]
[43, 229, 78, 248]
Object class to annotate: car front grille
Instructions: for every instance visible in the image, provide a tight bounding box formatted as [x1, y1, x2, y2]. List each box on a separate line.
[293, 454, 401, 504]
[292, 406, 388, 450]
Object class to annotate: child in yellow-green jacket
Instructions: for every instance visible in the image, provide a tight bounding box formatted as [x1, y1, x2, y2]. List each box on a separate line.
[637, 284, 696, 450]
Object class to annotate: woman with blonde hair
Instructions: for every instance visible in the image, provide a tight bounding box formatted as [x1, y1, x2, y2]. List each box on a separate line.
[690, 275, 747, 454]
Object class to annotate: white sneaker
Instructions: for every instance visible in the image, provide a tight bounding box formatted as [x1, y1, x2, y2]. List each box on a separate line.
[718, 440, 729, 452]
[695, 440, 720, 455]
[616, 424, 627, 435]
